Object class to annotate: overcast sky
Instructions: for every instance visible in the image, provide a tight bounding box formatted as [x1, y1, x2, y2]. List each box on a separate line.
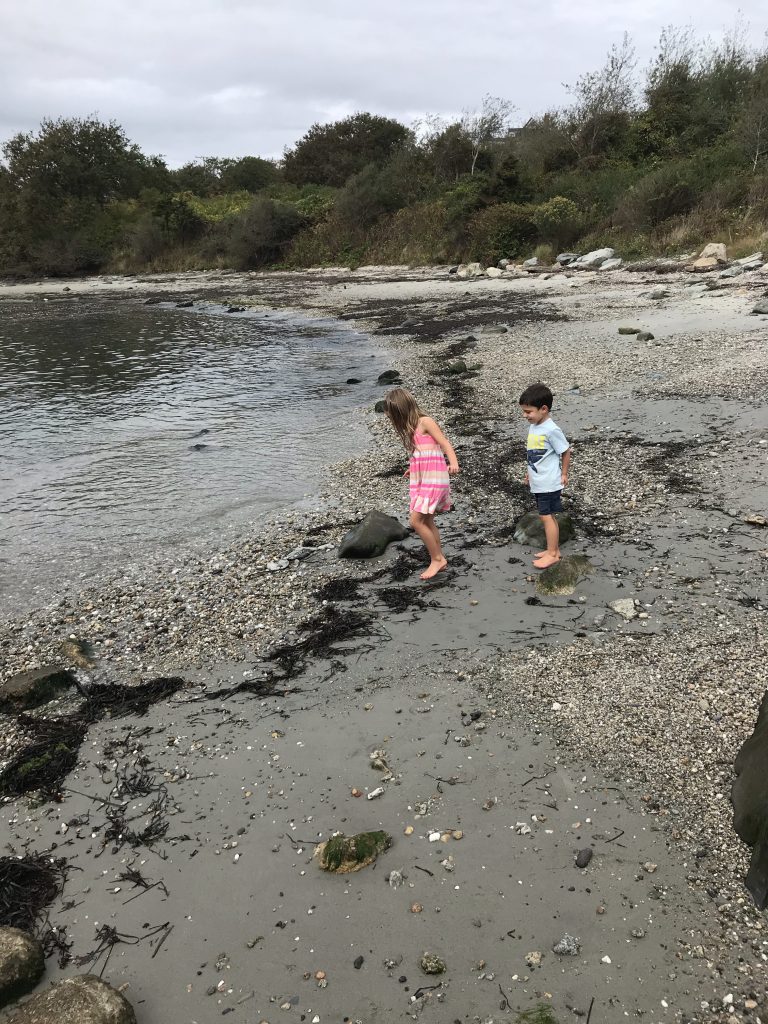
[1, 0, 766, 167]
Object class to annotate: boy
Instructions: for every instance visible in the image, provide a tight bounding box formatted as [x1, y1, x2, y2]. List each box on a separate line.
[519, 383, 572, 569]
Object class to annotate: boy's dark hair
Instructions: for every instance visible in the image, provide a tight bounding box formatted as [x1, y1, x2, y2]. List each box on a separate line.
[519, 383, 553, 410]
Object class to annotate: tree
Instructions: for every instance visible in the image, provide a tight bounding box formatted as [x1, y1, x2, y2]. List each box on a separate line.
[225, 198, 305, 269]
[283, 113, 410, 187]
[2, 116, 158, 206]
[460, 96, 516, 175]
[219, 156, 278, 193]
[565, 34, 637, 158]
[736, 56, 768, 171]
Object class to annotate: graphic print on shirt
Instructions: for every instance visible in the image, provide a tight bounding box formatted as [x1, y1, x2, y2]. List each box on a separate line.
[526, 432, 547, 474]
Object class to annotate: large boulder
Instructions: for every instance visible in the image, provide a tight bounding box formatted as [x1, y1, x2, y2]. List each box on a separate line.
[732, 691, 768, 909]
[377, 370, 401, 385]
[598, 257, 623, 271]
[486, 266, 504, 278]
[6, 975, 136, 1024]
[750, 301, 768, 315]
[0, 928, 44, 1008]
[338, 511, 408, 559]
[512, 511, 574, 547]
[536, 556, 594, 596]
[698, 242, 727, 261]
[557, 253, 580, 265]
[0, 667, 76, 711]
[456, 262, 484, 279]
[572, 247, 615, 269]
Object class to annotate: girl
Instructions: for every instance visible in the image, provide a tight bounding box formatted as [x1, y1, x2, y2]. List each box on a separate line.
[384, 388, 459, 580]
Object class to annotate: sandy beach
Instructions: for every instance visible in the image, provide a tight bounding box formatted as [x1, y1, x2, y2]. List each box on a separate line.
[1, 261, 767, 1024]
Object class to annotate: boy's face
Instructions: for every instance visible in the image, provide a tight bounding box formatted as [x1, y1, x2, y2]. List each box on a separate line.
[520, 403, 550, 425]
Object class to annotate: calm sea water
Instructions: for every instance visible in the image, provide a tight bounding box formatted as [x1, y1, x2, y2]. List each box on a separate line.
[0, 298, 385, 610]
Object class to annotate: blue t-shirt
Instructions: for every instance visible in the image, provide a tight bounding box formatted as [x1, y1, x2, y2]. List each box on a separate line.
[527, 418, 570, 493]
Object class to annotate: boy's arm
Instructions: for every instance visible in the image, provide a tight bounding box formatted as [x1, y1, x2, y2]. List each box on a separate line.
[561, 446, 573, 486]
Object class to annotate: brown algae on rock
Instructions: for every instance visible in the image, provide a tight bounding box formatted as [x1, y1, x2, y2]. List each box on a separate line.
[314, 830, 392, 873]
[536, 555, 594, 596]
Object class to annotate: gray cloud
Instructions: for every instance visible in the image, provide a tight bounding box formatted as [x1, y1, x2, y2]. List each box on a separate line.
[1, 0, 765, 165]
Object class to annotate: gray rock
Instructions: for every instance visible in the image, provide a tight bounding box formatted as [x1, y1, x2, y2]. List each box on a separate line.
[737, 251, 763, 265]
[374, 400, 387, 414]
[523, 257, 539, 268]
[750, 301, 768, 315]
[573, 247, 615, 269]
[608, 598, 638, 621]
[419, 952, 446, 975]
[6, 975, 136, 1024]
[618, 326, 641, 335]
[377, 370, 401, 385]
[575, 848, 593, 869]
[598, 257, 623, 271]
[485, 266, 503, 278]
[0, 928, 44, 1008]
[338, 511, 408, 559]
[552, 933, 582, 956]
[456, 262, 484, 279]
[719, 265, 744, 279]
[513, 511, 574, 548]
[648, 286, 669, 299]
[698, 242, 727, 261]
[498, 259, 510, 269]
[0, 667, 76, 711]
[556, 253, 580, 265]
[732, 690, 768, 908]
[446, 359, 467, 375]
[637, 331, 655, 342]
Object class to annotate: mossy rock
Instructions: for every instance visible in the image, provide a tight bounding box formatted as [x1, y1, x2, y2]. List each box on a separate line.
[0, 666, 76, 711]
[314, 831, 391, 873]
[513, 511, 574, 547]
[536, 555, 594, 596]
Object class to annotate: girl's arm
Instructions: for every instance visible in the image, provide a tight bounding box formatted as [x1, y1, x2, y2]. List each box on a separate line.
[420, 417, 459, 474]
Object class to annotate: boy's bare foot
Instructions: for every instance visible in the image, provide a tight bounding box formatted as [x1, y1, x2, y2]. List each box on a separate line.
[420, 558, 448, 580]
[533, 553, 560, 569]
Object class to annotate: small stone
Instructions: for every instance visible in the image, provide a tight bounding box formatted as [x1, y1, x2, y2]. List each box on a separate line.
[525, 951, 543, 969]
[745, 999, 758, 1010]
[575, 848, 593, 869]
[388, 870, 404, 889]
[630, 928, 645, 939]
[643, 861, 658, 874]
[601, 955, 612, 964]
[351, 788, 362, 797]
[353, 955, 364, 969]
[618, 326, 641, 335]
[314, 970, 325, 981]
[452, 830, 463, 840]
[404, 826, 414, 836]
[410, 902, 423, 914]
[552, 934, 581, 956]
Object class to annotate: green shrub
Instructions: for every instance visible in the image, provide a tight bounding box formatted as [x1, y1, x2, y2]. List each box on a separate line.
[532, 196, 583, 249]
[614, 162, 697, 230]
[468, 203, 538, 262]
[225, 198, 306, 269]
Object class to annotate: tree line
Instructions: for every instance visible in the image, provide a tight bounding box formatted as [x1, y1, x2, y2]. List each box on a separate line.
[2, 24, 768, 278]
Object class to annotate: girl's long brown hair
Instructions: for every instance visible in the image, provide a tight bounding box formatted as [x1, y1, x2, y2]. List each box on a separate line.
[384, 387, 422, 453]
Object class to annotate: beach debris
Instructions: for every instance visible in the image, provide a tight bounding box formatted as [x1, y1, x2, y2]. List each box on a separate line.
[388, 871, 404, 889]
[440, 856, 455, 872]
[369, 750, 392, 777]
[404, 826, 414, 836]
[536, 555, 594, 597]
[410, 902, 423, 914]
[744, 513, 767, 527]
[608, 598, 638, 621]
[338, 510, 408, 559]
[575, 848, 593, 869]
[313, 831, 392, 874]
[419, 952, 446, 974]
[552, 934, 581, 956]
[61, 635, 95, 670]
[366, 787, 385, 800]
[525, 951, 543, 968]
[0, 927, 45, 1008]
[643, 862, 658, 874]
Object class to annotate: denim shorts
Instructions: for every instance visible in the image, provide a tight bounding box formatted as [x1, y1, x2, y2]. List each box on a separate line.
[534, 490, 563, 515]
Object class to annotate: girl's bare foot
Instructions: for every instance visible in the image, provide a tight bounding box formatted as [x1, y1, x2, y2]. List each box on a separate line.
[533, 553, 560, 569]
[420, 558, 448, 580]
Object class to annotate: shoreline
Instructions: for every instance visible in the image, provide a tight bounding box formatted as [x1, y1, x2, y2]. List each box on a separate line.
[1, 264, 767, 1023]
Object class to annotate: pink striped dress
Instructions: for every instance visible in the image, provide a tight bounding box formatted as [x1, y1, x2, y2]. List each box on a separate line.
[409, 431, 451, 514]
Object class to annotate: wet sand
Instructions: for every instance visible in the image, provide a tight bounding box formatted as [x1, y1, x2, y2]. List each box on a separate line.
[1, 263, 767, 1023]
